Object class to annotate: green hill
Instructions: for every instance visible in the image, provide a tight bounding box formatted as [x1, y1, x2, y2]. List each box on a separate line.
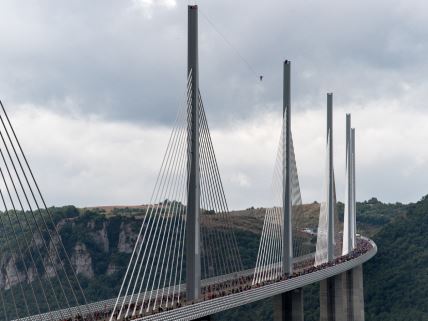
[364, 196, 428, 321]
[214, 197, 427, 321]
[0, 196, 426, 320]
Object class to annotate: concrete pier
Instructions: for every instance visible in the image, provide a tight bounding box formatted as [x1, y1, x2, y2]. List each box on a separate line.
[320, 265, 365, 321]
[273, 288, 304, 321]
[344, 265, 365, 321]
[320, 273, 346, 321]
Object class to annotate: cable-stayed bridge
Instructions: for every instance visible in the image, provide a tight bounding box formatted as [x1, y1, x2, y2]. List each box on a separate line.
[0, 5, 376, 321]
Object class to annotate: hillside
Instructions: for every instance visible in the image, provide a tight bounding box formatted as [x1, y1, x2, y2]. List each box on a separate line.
[0, 197, 424, 320]
[364, 196, 428, 320]
[214, 197, 424, 321]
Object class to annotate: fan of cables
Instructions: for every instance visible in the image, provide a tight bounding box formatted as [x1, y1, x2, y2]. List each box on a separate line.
[0, 101, 92, 321]
[109, 74, 243, 321]
[252, 111, 313, 285]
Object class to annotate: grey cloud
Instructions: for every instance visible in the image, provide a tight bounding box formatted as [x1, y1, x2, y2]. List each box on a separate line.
[2, 0, 428, 126]
[1, 0, 428, 207]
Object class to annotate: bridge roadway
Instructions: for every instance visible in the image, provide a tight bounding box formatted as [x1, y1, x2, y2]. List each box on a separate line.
[13, 252, 316, 321]
[13, 237, 376, 321]
[139, 238, 376, 321]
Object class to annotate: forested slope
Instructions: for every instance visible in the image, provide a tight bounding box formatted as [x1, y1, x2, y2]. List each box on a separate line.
[364, 196, 428, 321]
[215, 197, 427, 321]
[0, 197, 425, 320]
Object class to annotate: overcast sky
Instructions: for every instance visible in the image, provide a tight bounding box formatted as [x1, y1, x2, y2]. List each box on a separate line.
[0, 0, 427, 209]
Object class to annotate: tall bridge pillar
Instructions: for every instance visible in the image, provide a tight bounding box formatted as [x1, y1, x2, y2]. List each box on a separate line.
[320, 274, 346, 321]
[326, 93, 335, 262]
[343, 114, 352, 255]
[343, 116, 357, 256]
[351, 128, 356, 249]
[273, 289, 304, 321]
[186, 4, 201, 302]
[344, 265, 365, 321]
[273, 60, 304, 321]
[283, 60, 293, 275]
[321, 265, 365, 321]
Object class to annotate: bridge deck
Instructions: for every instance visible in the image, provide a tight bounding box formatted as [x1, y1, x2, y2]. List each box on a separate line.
[13, 238, 376, 321]
[13, 254, 314, 321]
[138, 238, 376, 321]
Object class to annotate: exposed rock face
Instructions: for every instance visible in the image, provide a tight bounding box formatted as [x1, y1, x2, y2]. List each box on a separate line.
[44, 233, 63, 278]
[71, 243, 94, 278]
[1, 258, 44, 289]
[31, 232, 44, 248]
[1, 255, 26, 289]
[118, 223, 138, 253]
[106, 263, 120, 276]
[27, 266, 37, 283]
[0, 212, 142, 290]
[93, 222, 109, 252]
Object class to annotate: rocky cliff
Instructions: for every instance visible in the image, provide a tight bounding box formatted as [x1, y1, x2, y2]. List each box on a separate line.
[0, 206, 142, 290]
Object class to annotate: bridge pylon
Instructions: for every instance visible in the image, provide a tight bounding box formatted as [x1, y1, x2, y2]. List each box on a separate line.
[343, 114, 357, 255]
[282, 60, 293, 275]
[186, 4, 201, 302]
[351, 128, 356, 248]
[326, 93, 335, 262]
[315, 93, 340, 266]
[272, 60, 304, 321]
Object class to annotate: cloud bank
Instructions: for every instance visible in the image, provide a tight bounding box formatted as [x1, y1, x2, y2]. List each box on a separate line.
[9, 100, 428, 209]
[1, 0, 428, 208]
